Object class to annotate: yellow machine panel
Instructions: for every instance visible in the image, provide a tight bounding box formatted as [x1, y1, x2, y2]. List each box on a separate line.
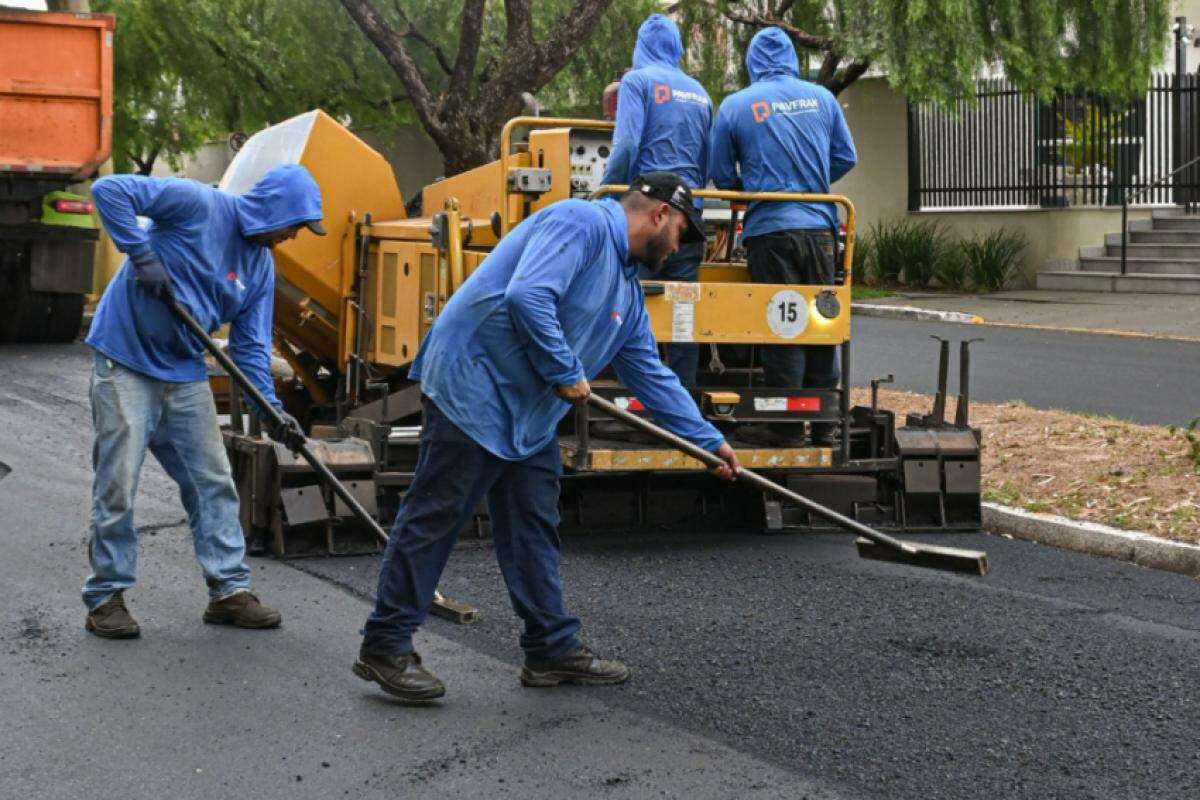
[219, 109, 407, 373]
[644, 282, 851, 345]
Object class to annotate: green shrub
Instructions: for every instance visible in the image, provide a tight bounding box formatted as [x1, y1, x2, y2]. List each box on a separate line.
[961, 227, 1028, 292]
[850, 231, 873, 285]
[936, 243, 971, 291]
[870, 218, 948, 288]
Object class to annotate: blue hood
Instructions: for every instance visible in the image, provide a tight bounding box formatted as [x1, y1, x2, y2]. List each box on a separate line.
[746, 27, 799, 82]
[234, 164, 324, 237]
[632, 13, 683, 69]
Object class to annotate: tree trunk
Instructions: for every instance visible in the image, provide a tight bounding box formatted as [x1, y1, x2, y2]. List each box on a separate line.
[340, 0, 615, 174]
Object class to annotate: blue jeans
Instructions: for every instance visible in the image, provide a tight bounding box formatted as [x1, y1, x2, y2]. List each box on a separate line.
[640, 240, 704, 388]
[362, 399, 581, 659]
[83, 350, 251, 609]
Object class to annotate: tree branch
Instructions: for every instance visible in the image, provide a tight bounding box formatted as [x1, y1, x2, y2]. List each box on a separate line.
[339, 0, 447, 146]
[478, 0, 616, 123]
[720, 3, 831, 51]
[390, 0, 454, 75]
[505, 0, 533, 49]
[826, 60, 869, 95]
[775, 0, 797, 16]
[816, 49, 840, 86]
[447, 0, 487, 105]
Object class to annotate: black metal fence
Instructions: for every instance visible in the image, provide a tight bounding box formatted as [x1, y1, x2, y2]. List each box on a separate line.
[907, 73, 1200, 211]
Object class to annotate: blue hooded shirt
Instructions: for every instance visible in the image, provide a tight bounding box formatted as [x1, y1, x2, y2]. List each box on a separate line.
[410, 197, 724, 461]
[599, 14, 712, 199]
[86, 165, 324, 410]
[709, 27, 857, 238]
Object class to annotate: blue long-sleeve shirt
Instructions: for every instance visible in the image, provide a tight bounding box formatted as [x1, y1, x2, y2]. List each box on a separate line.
[87, 165, 324, 412]
[600, 13, 711, 199]
[410, 198, 725, 461]
[709, 27, 857, 238]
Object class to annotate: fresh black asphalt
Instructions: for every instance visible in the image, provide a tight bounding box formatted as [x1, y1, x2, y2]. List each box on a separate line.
[4, 340, 1197, 799]
[850, 316, 1200, 426]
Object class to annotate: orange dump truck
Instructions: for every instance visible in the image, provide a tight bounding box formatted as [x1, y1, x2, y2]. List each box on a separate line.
[0, 8, 114, 343]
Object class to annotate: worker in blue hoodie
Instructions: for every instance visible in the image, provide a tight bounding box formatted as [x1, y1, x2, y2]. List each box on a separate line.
[353, 173, 740, 703]
[599, 13, 712, 394]
[82, 164, 325, 639]
[709, 27, 857, 448]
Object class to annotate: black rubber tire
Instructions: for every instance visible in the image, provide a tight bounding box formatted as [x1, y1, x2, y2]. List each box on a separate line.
[45, 291, 84, 343]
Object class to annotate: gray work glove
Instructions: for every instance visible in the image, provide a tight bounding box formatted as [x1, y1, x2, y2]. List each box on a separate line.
[130, 250, 172, 299]
[268, 409, 306, 452]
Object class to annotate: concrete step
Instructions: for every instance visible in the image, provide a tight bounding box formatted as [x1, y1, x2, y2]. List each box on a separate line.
[1079, 256, 1200, 275]
[1037, 270, 1200, 293]
[1150, 210, 1200, 230]
[1126, 229, 1200, 244]
[1101, 240, 1200, 259]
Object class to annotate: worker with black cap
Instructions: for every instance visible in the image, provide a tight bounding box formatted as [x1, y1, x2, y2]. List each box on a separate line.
[82, 164, 326, 638]
[353, 171, 738, 703]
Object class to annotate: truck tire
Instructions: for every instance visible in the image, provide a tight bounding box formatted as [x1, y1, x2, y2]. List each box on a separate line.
[46, 291, 84, 342]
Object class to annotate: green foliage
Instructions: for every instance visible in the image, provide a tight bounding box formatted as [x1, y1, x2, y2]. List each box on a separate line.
[850, 231, 872, 285]
[936, 244, 971, 291]
[1060, 106, 1130, 171]
[960, 227, 1029, 292]
[94, 0, 402, 173]
[1167, 416, 1200, 474]
[869, 218, 949, 288]
[686, 1, 1171, 104]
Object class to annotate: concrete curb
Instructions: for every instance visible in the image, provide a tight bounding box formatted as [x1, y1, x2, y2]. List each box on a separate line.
[982, 502, 1200, 578]
[852, 302, 983, 325]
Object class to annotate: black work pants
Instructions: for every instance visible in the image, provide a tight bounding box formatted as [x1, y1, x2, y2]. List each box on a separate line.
[744, 228, 840, 391]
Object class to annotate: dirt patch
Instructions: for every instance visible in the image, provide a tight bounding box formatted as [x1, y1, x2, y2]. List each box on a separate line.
[853, 388, 1200, 545]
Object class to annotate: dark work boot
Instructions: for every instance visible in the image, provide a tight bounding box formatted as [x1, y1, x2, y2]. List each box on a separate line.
[203, 591, 282, 629]
[85, 590, 140, 639]
[521, 645, 630, 688]
[353, 646, 445, 702]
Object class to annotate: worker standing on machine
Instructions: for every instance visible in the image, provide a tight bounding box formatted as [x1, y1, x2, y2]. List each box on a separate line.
[709, 26, 857, 447]
[81, 165, 325, 638]
[353, 172, 740, 703]
[599, 13, 712, 392]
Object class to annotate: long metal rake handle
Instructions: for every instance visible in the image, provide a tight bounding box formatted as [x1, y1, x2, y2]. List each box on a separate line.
[586, 394, 991, 578]
[166, 296, 479, 623]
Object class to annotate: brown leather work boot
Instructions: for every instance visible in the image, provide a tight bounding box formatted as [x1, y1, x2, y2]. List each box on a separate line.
[202, 591, 282, 628]
[85, 591, 140, 639]
[521, 645, 630, 688]
[353, 646, 445, 702]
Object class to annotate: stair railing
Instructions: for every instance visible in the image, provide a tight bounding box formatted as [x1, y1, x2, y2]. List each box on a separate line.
[1120, 154, 1200, 275]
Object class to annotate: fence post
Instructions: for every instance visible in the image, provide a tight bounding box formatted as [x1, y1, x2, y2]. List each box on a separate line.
[907, 102, 921, 211]
[1173, 16, 1188, 205]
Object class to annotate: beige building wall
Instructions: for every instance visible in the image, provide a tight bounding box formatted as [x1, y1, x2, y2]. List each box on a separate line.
[833, 78, 1158, 286]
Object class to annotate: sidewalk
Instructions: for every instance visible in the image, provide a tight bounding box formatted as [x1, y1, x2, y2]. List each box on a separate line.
[853, 288, 1200, 341]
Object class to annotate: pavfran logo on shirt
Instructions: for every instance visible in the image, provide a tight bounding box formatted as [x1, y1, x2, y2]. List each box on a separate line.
[611, 310, 623, 326]
[753, 97, 819, 122]
[654, 83, 709, 107]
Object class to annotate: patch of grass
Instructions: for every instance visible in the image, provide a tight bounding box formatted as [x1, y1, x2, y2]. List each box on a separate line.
[1166, 415, 1200, 473]
[851, 285, 893, 300]
[960, 227, 1028, 292]
[850, 233, 873, 285]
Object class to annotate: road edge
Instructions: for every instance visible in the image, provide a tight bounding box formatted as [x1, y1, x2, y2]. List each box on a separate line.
[852, 303, 983, 325]
[982, 502, 1200, 578]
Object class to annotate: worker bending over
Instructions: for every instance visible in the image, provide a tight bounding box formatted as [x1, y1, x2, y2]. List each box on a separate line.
[354, 172, 740, 702]
[710, 27, 857, 447]
[83, 165, 324, 638]
[600, 13, 712, 391]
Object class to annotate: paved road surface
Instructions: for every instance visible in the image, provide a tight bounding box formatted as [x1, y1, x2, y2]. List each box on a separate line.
[850, 317, 1199, 426]
[1, 343, 1197, 799]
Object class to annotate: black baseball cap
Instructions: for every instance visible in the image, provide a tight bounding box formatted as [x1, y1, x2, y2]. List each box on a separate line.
[631, 171, 705, 243]
[304, 219, 327, 236]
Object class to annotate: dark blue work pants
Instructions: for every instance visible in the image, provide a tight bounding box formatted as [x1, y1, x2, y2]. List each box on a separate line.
[362, 400, 581, 659]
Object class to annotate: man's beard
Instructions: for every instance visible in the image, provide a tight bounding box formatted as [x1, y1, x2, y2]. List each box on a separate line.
[643, 228, 674, 272]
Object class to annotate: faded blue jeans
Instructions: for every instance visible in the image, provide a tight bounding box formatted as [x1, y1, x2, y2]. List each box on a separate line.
[83, 350, 251, 609]
[362, 399, 581, 659]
